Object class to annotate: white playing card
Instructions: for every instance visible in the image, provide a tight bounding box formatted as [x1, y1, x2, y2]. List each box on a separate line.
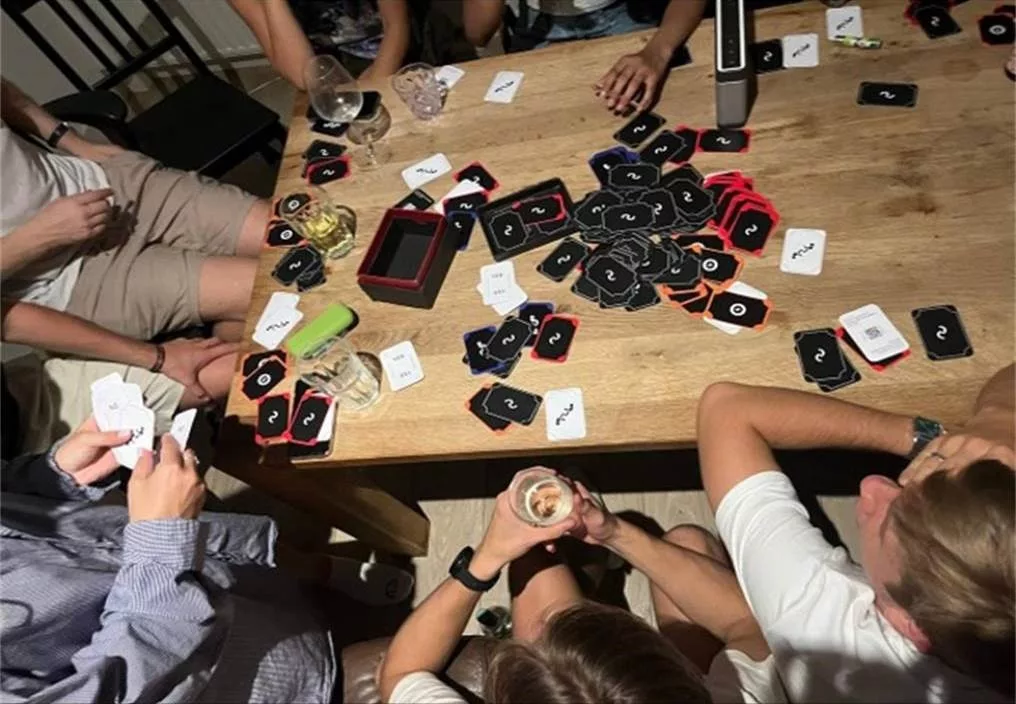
[434, 179, 485, 215]
[780, 228, 826, 276]
[826, 6, 863, 39]
[704, 282, 767, 335]
[316, 401, 337, 442]
[475, 282, 528, 316]
[112, 403, 154, 469]
[253, 306, 304, 350]
[484, 71, 524, 104]
[839, 304, 910, 362]
[169, 408, 198, 450]
[379, 341, 425, 392]
[782, 33, 820, 68]
[402, 153, 452, 190]
[435, 65, 465, 89]
[255, 292, 300, 330]
[480, 261, 516, 305]
[545, 388, 587, 442]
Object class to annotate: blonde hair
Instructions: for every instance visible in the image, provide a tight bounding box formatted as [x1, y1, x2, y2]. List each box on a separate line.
[888, 460, 1015, 696]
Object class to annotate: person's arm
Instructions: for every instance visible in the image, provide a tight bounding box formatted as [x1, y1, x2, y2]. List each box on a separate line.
[227, 0, 314, 89]
[378, 480, 577, 701]
[595, 0, 708, 113]
[360, 0, 411, 80]
[697, 382, 914, 511]
[462, 0, 505, 48]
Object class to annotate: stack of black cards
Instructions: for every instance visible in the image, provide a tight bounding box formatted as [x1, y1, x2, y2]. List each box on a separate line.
[463, 302, 579, 380]
[477, 179, 576, 261]
[793, 328, 862, 393]
[301, 139, 351, 186]
[467, 383, 544, 433]
[272, 244, 326, 292]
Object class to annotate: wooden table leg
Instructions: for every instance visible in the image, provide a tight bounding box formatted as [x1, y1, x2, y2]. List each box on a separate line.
[214, 418, 430, 556]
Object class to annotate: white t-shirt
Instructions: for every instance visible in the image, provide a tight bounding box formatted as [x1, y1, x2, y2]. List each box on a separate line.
[715, 471, 1006, 704]
[0, 123, 107, 312]
[389, 648, 787, 704]
[508, 0, 616, 18]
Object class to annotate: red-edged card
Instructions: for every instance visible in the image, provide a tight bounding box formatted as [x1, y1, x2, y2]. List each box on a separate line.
[306, 155, 351, 186]
[288, 393, 333, 446]
[531, 315, 579, 363]
[255, 393, 290, 446]
[835, 327, 911, 372]
[454, 161, 500, 193]
[670, 126, 700, 164]
[725, 203, 780, 256]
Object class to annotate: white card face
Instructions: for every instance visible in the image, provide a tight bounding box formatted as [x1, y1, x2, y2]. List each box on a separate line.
[316, 401, 337, 442]
[480, 261, 516, 305]
[252, 306, 304, 350]
[112, 404, 154, 469]
[484, 71, 524, 104]
[839, 304, 910, 362]
[169, 408, 198, 450]
[545, 388, 587, 442]
[435, 65, 465, 89]
[402, 153, 452, 190]
[433, 179, 485, 215]
[826, 6, 863, 39]
[379, 341, 425, 392]
[476, 282, 528, 316]
[782, 33, 820, 68]
[255, 292, 300, 332]
[780, 228, 826, 276]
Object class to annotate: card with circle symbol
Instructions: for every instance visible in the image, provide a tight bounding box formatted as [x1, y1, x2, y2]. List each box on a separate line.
[979, 13, 1016, 45]
[289, 393, 332, 445]
[242, 349, 288, 378]
[751, 39, 784, 73]
[306, 155, 351, 186]
[518, 302, 555, 345]
[793, 328, 849, 383]
[698, 128, 751, 154]
[276, 192, 312, 218]
[613, 111, 664, 148]
[607, 162, 660, 191]
[467, 386, 511, 433]
[537, 238, 590, 282]
[256, 393, 291, 445]
[638, 131, 686, 166]
[706, 290, 772, 330]
[455, 162, 499, 192]
[482, 383, 543, 425]
[574, 190, 622, 229]
[485, 317, 534, 363]
[911, 305, 973, 361]
[532, 315, 579, 363]
[242, 358, 287, 400]
[857, 82, 919, 108]
[265, 220, 304, 248]
[691, 246, 743, 286]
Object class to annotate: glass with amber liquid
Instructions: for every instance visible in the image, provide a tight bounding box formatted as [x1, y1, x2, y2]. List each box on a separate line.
[286, 189, 357, 259]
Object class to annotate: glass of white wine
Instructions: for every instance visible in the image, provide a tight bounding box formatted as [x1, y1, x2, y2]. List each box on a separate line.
[348, 101, 393, 169]
[285, 187, 356, 259]
[304, 54, 363, 123]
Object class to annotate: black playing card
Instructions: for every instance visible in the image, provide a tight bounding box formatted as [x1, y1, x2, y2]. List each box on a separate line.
[394, 189, 435, 211]
[663, 163, 704, 187]
[979, 13, 1015, 44]
[608, 163, 661, 190]
[516, 194, 567, 224]
[243, 358, 287, 400]
[265, 220, 304, 248]
[793, 328, 849, 383]
[307, 156, 350, 185]
[670, 127, 699, 163]
[537, 237, 589, 282]
[635, 242, 674, 280]
[256, 394, 290, 444]
[490, 351, 523, 379]
[817, 364, 862, 393]
[303, 139, 347, 162]
[727, 206, 777, 254]
[603, 203, 654, 231]
[463, 326, 500, 375]
[638, 131, 686, 167]
[912, 305, 974, 360]
[571, 274, 602, 303]
[673, 233, 727, 250]
[242, 350, 288, 378]
[485, 318, 533, 363]
[698, 129, 751, 153]
[624, 281, 662, 311]
[751, 39, 784, 74]
[857, 82, 919, 108]
[445, 211, 476, 250]
[455, 162, 499, 192]
[707, 291, 771, 329]
[467, 386, 512, 432]
[289, 394, 332, 445]
[667, 180, 714, 217]
[574, 190, 622, 229]
[613, 111, 665, 147]
[296, 263, 327, 292]
[276, 192, 312, 218]
[518, 302, 555, 345]
[488, 211, 527, 250]
[532, 315, 578, 362]
[273, 245, 322, 285]
[915, 6, 962, 38]
[590, 147, 640, 187]
[639, 189, 679, 229]
[483, 383, 543, 425]
[696, 247, 742, 284]
[586, 256, 638, 296]
[653, 252, 702, 288]
[310, 119, 348, 138]
[444, 192, 488, 215]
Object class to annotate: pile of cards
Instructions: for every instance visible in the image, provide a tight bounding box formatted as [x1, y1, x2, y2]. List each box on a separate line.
[793, 328, 862, 393]
[613, 111, 752, 156]
[478, 261, 528, 315]
[241, 349, 289, 401]
[751, 33, 819, 73]
[379, 341, 425, 392]
[263, 218, 305, 249]
[467, 383, 542, 433]
[477, 178, 575, 261]
[252, 292, 304, 350]
[704, 170, 781, 254]
[272, 243, 325, 293]
[301, 139, 351, 186]
[463, 302, 579, 382]
[256, 379, 336, 448]
[978, 5, 1015, 45]
[904, 0, 962, 39]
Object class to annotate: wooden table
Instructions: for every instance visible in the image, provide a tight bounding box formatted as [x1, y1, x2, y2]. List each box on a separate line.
[220, 1, 1014, 556]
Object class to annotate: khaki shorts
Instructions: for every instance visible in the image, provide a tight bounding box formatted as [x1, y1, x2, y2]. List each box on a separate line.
[4, 352, 184, 456]
[65, 150, 259, 340]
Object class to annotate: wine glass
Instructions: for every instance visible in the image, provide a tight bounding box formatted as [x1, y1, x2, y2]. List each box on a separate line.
[347, 102, 393, 169]
[304, 55, 363, 123]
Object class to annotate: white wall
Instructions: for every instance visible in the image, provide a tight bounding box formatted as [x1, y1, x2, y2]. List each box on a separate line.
[1, 0, 263, 103]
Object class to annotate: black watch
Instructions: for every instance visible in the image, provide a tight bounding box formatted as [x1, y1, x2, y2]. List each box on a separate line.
[46, 121, 71, 149]
[449, 547, 499, 592]
[908, 416, 944, 460]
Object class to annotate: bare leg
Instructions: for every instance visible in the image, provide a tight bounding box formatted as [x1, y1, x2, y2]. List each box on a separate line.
[177, 353, 237, 408]
[212, 320, 246, 344]
[234, 199, 273, 257]
[509, 545, 585, 643]
[197, 256, 256, 326]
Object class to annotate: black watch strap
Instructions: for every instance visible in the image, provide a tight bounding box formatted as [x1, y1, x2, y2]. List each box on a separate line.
[449, 546, 499, 592]
[46, 122, 71, 149]
[908, 416, 944, 460]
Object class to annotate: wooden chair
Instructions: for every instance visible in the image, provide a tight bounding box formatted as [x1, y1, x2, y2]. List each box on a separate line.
[2, 0, 286, 178]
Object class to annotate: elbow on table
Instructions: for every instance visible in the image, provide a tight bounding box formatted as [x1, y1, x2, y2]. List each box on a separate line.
[697, 381, 751, 420]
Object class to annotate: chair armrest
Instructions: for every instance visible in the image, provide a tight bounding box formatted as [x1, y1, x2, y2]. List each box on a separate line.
[43, 91, 136, 149]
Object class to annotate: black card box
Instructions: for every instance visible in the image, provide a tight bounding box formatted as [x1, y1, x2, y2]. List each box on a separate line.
[356, 209, 455, 309]
[477, 178, 576, 262]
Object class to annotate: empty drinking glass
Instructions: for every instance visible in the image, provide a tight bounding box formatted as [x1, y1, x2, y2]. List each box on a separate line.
[348, 102, 393, 168]
[391, 63, 447, 120]
[305, 55, 363, 123]
[299, 338, 381, 411]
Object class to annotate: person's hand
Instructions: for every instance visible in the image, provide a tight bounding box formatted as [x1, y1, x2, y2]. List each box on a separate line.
[52, 415, 132, 485]
[900, 431, 1016, 485]
[24, 189, 114, 247]
[58, 132, 127, 162]
[473, 475, 579, 576]
[127, 435, 205, 522]
[594, 46, 670, 114]
[569, 482, 619, 546]
[160, 337, 239, 404]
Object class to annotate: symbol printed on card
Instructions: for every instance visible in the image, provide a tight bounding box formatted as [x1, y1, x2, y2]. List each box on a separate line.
[289, 261, 302, 270]
[503, 334, 516, 344]
[681, 191, 693, 203]
[814, 348, 826, 363]
[716, 137, 732, 146]
[532, 206, 546, 214]
[267, 410, 279, 423]
[257, 373, 272, 386]
[556, 255, 571, 265]
[936, 325, 948, 340]
[879, 90, 896, 100]
[504, 399, 518, 410]
[503, 224, 514, 235]
[555, 403, 575, 426]
[605, 270, 617, 282]
[592, 204, 604, 213]
[729, 303, 747, 317]
[529, 315, 540, 327]
[281, 229, 293, 240]
[763, 50, 774, 61]
[652, 203, 662, 215]
[288, 199, 300, 209]
[302, 412, 316, 426]
[792, 43, 812, 58]
[626, 172, 640, 181]
[930, 16, 940, 27]
[494, 80, 515, 93]
[991, 24, 1007, 36]
[653, 146, 667, 155]
[634, 125, 647, 133]
[702, 259, 718, 273]
[417, 167, 438, 175]
[791, 243, 814, 260]
[836, 17, 854, 32]
[620, 213, 636, 222]
[743, 224, 759, 236]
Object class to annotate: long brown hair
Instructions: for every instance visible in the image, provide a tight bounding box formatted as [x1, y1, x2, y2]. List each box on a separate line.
[888, 460, 1015, 697]
[484, 602, 712, 704]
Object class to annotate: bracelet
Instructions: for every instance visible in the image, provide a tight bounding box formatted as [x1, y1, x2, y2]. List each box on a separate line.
[46, 121, 71, 149]
[150, 344, 166, 373]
